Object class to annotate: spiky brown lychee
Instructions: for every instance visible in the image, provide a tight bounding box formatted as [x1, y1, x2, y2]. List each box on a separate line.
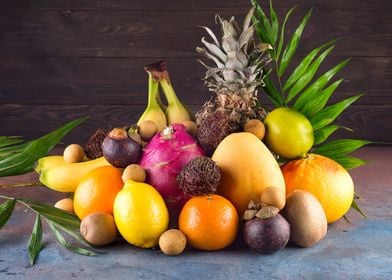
[177, 157, 221, 196]
[84, 128, 107, 159]
[197, 111, 233, 156]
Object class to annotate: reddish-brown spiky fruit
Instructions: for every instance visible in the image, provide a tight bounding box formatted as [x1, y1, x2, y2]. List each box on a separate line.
[177, 157, 221, 196]
[84, 129, 107, 159]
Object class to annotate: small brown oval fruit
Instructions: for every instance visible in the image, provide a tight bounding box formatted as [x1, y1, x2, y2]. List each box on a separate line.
[260, 187, 286, 210]
[139, 120, 158, 142]
[244, 119, 265, 140]
[122, 164, 146, 183]
[54, 198, 74, 213]
[181, 120, 198, 137]
[80, 212, 117, 246]
[282, 190, 327, 248]
[63, 144, 85, 163]
[159, 229, 187, 256]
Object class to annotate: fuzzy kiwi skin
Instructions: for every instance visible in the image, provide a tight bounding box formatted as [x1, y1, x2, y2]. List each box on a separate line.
[282, 190, 327, 248]
[80, 212, 117, 246]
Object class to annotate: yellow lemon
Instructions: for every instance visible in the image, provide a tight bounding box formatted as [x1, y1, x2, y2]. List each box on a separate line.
[264, 107, 314, 159]
[113, 180, 169, 248]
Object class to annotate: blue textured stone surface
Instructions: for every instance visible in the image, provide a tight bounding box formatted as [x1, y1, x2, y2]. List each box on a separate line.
[0, 147, 391, 279]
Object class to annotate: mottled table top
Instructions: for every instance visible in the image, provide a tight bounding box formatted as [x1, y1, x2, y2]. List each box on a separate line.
[1, 146, 391, 280]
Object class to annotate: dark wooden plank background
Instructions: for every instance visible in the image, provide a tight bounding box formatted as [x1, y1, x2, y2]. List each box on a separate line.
[0, 0, 391, 144]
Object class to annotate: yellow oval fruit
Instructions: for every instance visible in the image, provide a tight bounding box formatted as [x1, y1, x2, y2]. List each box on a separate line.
[39, 157, 111, 192]
[113, 180, 169, 248]
[264, 107, 314, 159]
[211, 132, 285, 216]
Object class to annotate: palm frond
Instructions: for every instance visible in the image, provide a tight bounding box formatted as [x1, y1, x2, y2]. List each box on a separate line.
[0, 117, 88, 177]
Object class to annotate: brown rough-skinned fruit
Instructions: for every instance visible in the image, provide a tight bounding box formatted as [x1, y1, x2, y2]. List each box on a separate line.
[282, 190, 327, 248]
[80, 212, 117, 246]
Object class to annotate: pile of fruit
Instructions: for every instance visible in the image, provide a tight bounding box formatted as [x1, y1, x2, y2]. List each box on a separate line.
[1, 2, 368, 262]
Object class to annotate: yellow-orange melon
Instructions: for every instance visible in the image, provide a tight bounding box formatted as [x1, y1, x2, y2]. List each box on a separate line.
[211, 132, 285, 216]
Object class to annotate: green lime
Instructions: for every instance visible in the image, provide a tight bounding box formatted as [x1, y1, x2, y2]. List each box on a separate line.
[264, 107, 314, 158]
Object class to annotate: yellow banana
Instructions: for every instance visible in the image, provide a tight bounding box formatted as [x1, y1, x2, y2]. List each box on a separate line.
[157, 63, 192, 124]
[137, 71, 167, 132]
[39, 157, 111, 193]
[35, 156, 66, 173]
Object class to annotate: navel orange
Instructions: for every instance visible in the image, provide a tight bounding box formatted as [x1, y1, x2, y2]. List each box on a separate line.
[74, 166, 123, 220]
[178, 194, 239, 251]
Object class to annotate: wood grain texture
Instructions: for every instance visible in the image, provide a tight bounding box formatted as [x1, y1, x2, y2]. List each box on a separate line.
[0, 8, 391, 58]
[0, 57, 390, 105]
[0, 0, 391, 141]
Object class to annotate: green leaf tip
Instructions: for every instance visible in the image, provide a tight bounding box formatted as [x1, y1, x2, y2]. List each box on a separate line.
[0, 116, 89, 177]
[28, 214, 43, 265]
[0, 198, 16, 229]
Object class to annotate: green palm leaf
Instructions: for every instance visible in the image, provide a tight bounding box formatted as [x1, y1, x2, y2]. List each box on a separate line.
[293, 59, 350, 109]
[313, 124, 341, 145]
[278, 9, 312, 76]
[0, 117, 88, 177]
[299, 79, 344, 117]
[283, 40, 335, 92]
[269, 0, 279, 45]
[276, 6, 296, 61]
[263, 74, 285, 107]
[252, 0, 273, 44]
[286, 45, 334, 103]
[310, 94, 364, 131]
[313, 139, 371, 157]
[28, 214, 43, 265]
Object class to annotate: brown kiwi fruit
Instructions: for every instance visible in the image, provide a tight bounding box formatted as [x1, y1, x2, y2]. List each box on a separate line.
[80, 212, 117, 246]
[282, 190, 327, 248]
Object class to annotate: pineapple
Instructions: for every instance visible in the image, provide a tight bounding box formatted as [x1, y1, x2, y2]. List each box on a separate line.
[195, 7, 271, 130]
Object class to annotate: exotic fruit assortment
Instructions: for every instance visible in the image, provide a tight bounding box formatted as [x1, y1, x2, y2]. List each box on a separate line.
[0, 1, 370, 264]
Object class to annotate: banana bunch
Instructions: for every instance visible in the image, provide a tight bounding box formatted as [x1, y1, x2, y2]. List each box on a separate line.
[36, 155, 110, 193]
[137, 61, 193, 131]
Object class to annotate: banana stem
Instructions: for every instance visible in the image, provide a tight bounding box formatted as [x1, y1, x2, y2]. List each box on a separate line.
[146, 72, 161, 109]
[159, 78, 181, 106]
[144, 60, 181, 106]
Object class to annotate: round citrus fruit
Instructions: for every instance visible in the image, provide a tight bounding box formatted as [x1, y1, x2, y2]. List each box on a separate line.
[281, 154, 354, 223]
[264, 107, 314, 159]
[73, 166, 123, 220]
[178, 194, 239, 251]
[113, 180, 169, 248]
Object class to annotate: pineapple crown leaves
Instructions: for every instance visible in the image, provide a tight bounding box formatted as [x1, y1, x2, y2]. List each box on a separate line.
[197, 7, 272, 95]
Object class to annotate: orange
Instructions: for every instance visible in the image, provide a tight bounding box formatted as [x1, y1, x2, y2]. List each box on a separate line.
[178, 194, 239, 251]
[74, 166, 123, 220]
[281, 154, 354, 223]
